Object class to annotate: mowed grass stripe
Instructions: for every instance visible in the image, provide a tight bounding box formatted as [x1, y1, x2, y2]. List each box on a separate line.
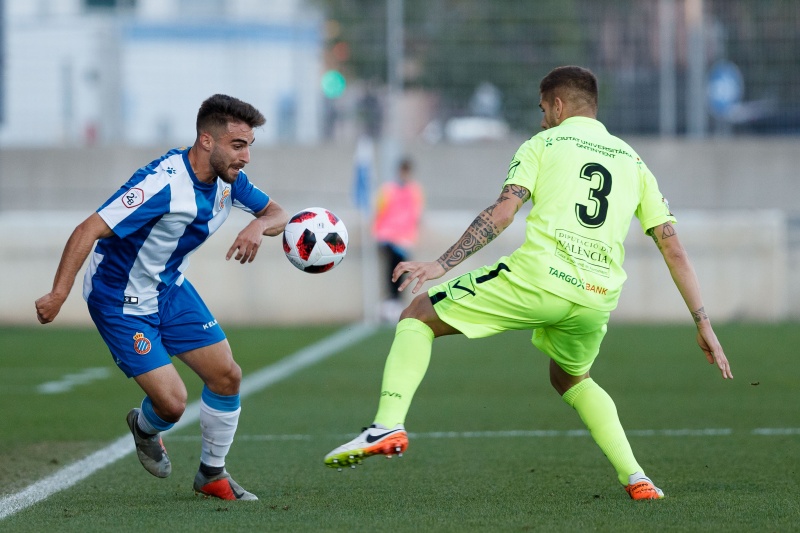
[0, 323, 376, 521]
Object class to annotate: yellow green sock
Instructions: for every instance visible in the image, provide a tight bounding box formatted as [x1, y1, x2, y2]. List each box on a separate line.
[562, 378, 642, 485]
[373, 318, 434, 428]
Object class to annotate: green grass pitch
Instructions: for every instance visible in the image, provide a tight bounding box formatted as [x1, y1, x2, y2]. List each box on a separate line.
[0, 322, 798, 531]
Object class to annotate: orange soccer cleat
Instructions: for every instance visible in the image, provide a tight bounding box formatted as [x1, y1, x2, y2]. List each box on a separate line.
[193, 469, 258, 501]
[625, 472, 665, 500]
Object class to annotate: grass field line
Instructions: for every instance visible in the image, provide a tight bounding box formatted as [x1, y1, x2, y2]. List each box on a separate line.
[0, 323, 377, 522]
[163, 427, 800, 442]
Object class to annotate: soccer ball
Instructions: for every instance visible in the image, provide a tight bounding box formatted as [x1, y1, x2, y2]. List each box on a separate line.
[282, 207, 348, 273]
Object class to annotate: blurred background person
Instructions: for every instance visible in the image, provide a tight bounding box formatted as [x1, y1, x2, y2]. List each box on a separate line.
[373, 157, 425, 322]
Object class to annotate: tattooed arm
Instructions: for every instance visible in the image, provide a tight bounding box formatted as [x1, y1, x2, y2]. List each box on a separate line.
[437, 184, 530, 272]
[647, 222, 733, 379]
[393, 184, 530, 294]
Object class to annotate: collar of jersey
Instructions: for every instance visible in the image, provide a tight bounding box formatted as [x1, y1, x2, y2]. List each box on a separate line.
[182, 149, 217, 190]
[558, 116, 607, 131]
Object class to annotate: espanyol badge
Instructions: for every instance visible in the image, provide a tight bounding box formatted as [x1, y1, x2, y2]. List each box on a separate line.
[133, 332, 152, 355]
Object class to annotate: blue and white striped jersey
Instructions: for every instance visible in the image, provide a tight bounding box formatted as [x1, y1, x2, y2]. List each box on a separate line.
[82, 148, 270, 315]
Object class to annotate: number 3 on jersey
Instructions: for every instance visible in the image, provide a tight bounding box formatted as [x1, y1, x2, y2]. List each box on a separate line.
[575, 162, 612, 228]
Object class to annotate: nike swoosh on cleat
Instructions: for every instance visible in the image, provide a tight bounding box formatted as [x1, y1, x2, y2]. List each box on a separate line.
[365, 429, 404, 444]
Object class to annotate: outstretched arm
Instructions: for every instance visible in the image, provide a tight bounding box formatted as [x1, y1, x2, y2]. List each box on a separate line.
[394, 184, 530, 294]
[647, 221, 733, 379]
[227, 199, 291, 264]
[35, 213, 113, 324]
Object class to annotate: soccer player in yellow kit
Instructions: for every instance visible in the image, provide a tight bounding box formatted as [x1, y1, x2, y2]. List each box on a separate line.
[324, 66, 733, 500]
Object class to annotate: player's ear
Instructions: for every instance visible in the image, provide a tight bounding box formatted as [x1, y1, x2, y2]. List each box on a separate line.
[554, 97, 564, 119]
[198, 130, 214, 151]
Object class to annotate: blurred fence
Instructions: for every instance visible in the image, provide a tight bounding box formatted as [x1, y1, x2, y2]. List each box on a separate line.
[1, 0, 799, 148]
[320, 0, 800, 141]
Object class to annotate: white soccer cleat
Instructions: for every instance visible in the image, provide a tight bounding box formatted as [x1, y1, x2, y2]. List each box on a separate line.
[324, 424, 408, 469]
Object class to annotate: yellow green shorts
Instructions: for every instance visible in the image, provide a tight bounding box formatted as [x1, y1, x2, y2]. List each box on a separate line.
[428, 257, 610, 376]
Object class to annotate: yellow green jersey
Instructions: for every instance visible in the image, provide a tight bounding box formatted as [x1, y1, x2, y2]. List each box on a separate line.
[503, 116, 676, 311]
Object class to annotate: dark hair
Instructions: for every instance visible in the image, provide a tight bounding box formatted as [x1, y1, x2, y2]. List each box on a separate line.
[196, 94, 266, 136]
[539, 66, 598, 111]
[398, 157, 414, 174]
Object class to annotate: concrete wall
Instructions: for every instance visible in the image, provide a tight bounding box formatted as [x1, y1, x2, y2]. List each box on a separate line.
[1, 137, 797, 326]
[2, 137, 798, 214]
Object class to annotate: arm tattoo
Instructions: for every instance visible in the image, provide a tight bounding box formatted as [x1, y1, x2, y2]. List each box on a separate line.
[504, 183, 530, 201]
[661, 223, 676, 240]
[437, 211, 499, 270]
[647, 222, 676, 251]
[692, 306, 709, 324]
[436, 185, 529, 271]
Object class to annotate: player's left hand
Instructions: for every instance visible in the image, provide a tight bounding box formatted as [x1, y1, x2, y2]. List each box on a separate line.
[394, 260, 446, 294]
[226, 221, 264, 264]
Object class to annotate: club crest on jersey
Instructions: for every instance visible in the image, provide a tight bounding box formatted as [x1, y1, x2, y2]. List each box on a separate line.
[219, 187, 231, 210]
[122, 187, 144, 209]
[133, 332, 152, 355]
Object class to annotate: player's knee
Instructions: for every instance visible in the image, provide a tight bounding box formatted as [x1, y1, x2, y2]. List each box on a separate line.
[208, 361, 242, 396]
[227, 361, 243, 389]
[399, 293, 458, 338]
[400, 294, 431, 321]
[549, 361, 589, 396]
[154, 394, 187, 423]
[549, 364, 562, 391]
[549, 373, 565, 394]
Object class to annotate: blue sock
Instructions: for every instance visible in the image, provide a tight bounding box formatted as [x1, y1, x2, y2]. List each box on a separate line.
[139, 396, 174, 434]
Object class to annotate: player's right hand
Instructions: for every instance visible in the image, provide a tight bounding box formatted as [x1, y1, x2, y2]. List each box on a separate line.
[696, 324, 733, 379]
[35, 292, 64, 324]
[393, 261, 446, 294]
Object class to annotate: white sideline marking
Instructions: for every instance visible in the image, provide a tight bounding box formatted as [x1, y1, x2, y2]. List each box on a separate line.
[37, 367, 112, 394]
[167, 427, 798, 442]
[752, 428, 800, 436]
[0, 323, 377, 521]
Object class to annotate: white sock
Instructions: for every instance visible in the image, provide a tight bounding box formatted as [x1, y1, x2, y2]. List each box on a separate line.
[199, 400, 241, 468]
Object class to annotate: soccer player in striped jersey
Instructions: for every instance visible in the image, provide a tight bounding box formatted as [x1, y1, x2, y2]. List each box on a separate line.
[324, 66, 733, 500]
[35, 94, 290, 501]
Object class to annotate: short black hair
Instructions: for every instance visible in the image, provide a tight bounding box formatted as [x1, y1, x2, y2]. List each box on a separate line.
[196, 94, 266, 136]
[539, 66, 598, 111]
[398, 157, 413, 173]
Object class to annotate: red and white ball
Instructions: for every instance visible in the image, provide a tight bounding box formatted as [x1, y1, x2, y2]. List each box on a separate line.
[282, 207, 348, 273]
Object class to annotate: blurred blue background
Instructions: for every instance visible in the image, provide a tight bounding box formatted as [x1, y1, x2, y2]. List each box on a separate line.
[0, 0, 798, 325]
